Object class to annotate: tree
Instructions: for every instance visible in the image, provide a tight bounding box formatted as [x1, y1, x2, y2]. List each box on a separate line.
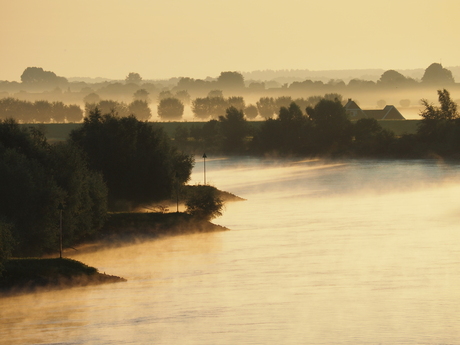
[20, 67, 68, 85]
[70, 109, 193, 210]
[244, 104, 258, 119]
[217, 71, 245, 90]
[83, 92, 101, 104]
[254, 102, 311, 155]
[0, 119, 109, 256]
[378, 70, 407, 85]
[256, 97, 276, 119]
[0, 219, 14, 276]
[218, 106, 250, 153]
[125, 72, 142, 84]
[157, 98, 184, 120]
[421, 63, 455, 85]
[208, 90, 224, 98]
[133, 89, 150, 103]
[185, 185, 223, 221]
[306, 98, 353, 155]
[417, 89, 460, 153]
[227, 96, 245, 111]
[129, 100, 152, 121]
[353, 118, 395, 156]
[175, 90, 191, 105]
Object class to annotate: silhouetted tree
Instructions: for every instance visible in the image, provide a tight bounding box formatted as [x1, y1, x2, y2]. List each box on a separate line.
[20, 67, 68, 86]
[417, 89, 460, 155]
[175, 90, 191, 105]
[208, 90, 224, 98]
[83, 92, 101, 104]
[244, 104, 258, 119]
[378, 70, 407, 85]
[217, 71, 245, 90]
[306, 98, 353, 155]
[133, 89, 151, 103]
[129, 100, 152, 121]
[227, 96, 245, 111]
[0, 119, 108, 256]
[253, 102, 311, 155]
[157, 98, 184, 120]
[186, 185, 223, 221]
[125, 72, 142, 84]
[192, 97, 211, 119]
[353, 118, 395, 156]
[0, 219, 14, 276]
[218, 106, 250, 153]
[256, 97, 276, 119]
[70, 109, 193, 210]
[421, 63, 455, 85]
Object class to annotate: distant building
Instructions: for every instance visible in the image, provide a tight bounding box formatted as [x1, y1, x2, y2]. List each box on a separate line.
[344, 99, 405, 120]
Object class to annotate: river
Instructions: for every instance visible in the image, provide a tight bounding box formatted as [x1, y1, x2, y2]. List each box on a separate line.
[1, 157, 460, 344]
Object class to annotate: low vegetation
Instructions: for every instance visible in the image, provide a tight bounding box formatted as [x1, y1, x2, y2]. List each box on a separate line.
[0, 258, 125, 296]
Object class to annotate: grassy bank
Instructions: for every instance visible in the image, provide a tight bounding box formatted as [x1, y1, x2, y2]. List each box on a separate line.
[0, 258, 126, 297]
[97, 212, 228, 243]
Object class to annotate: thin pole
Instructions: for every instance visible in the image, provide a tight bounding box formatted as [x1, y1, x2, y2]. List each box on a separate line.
[176, 176, 179, 213]
[59, 208, 63, 259]
[203, 153, 207, 185]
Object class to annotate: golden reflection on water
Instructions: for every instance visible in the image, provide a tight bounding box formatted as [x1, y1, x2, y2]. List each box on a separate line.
[2, 159, 460, 344]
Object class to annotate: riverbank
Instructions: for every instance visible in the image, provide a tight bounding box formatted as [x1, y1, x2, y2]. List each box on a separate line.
[0, 212, 231, 296]
[0, 258, 126, 297]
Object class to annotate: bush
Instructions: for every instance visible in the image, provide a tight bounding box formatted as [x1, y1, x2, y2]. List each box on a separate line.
[185, 185, 223, 221]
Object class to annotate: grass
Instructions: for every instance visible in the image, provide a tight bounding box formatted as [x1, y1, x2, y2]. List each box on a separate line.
[0, 257, 125, 296]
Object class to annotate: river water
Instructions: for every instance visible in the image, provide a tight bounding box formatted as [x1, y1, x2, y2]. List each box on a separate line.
[2, 158, 460, 345]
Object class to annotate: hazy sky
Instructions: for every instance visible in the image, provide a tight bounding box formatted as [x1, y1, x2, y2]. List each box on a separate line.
[1, 0, 459, 81]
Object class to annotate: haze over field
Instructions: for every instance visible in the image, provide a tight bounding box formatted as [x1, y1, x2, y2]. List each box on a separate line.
[1, 0, 460, 81]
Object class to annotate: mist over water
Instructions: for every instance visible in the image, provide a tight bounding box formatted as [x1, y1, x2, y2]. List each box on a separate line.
[2, 158, 460, 344]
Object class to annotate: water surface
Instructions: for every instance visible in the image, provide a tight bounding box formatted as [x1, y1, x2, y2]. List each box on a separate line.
[2, 158, 460, 344]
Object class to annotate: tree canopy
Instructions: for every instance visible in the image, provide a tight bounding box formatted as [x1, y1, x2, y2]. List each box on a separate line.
[70, 108, 194, 210]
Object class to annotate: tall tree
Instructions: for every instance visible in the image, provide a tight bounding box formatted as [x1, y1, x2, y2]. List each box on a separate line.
[306, 98, 353, 155]
[70, 109, 193, 210]
[218, 106, 250, 153]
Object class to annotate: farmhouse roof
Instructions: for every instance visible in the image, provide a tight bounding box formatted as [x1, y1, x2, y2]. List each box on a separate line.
[345, 99, 405, 120]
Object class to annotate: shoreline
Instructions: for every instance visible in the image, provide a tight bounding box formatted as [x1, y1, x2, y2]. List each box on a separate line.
[0, 212, 229, 297]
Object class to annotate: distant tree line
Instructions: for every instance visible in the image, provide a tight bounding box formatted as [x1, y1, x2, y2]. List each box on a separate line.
[0, 98, 83, 123]
[174, 90, 460, 159]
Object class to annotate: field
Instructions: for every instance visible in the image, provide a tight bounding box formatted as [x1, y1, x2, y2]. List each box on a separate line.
[23, 119, 420, 143]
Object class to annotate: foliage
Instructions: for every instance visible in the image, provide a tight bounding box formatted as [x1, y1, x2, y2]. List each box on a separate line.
[191, 96, 228, 119]
[185, 185, 223, 221]
[20, 67, 68, 86]
[129, 100, 152, 121]
[256, 97, 276, 119]
[253, 102, 311, 155]
[125, 72, 142, 84]
[0, 98, 83, 123]
[306, 98, 353, 155]
[217, 71, 245, 89]
[421, 63, 455, 85]
[218, 106, 250, 153]
[0, 220, 14, 276]
[157, 98, 184, 120]
[353, 118, 396, 156]
[70, 109, 193, 210]
[0, 119, 109, 256]
[244, 104, 258, 119]
[133, 89, 150, 103]
[417, 89, 460, 155]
